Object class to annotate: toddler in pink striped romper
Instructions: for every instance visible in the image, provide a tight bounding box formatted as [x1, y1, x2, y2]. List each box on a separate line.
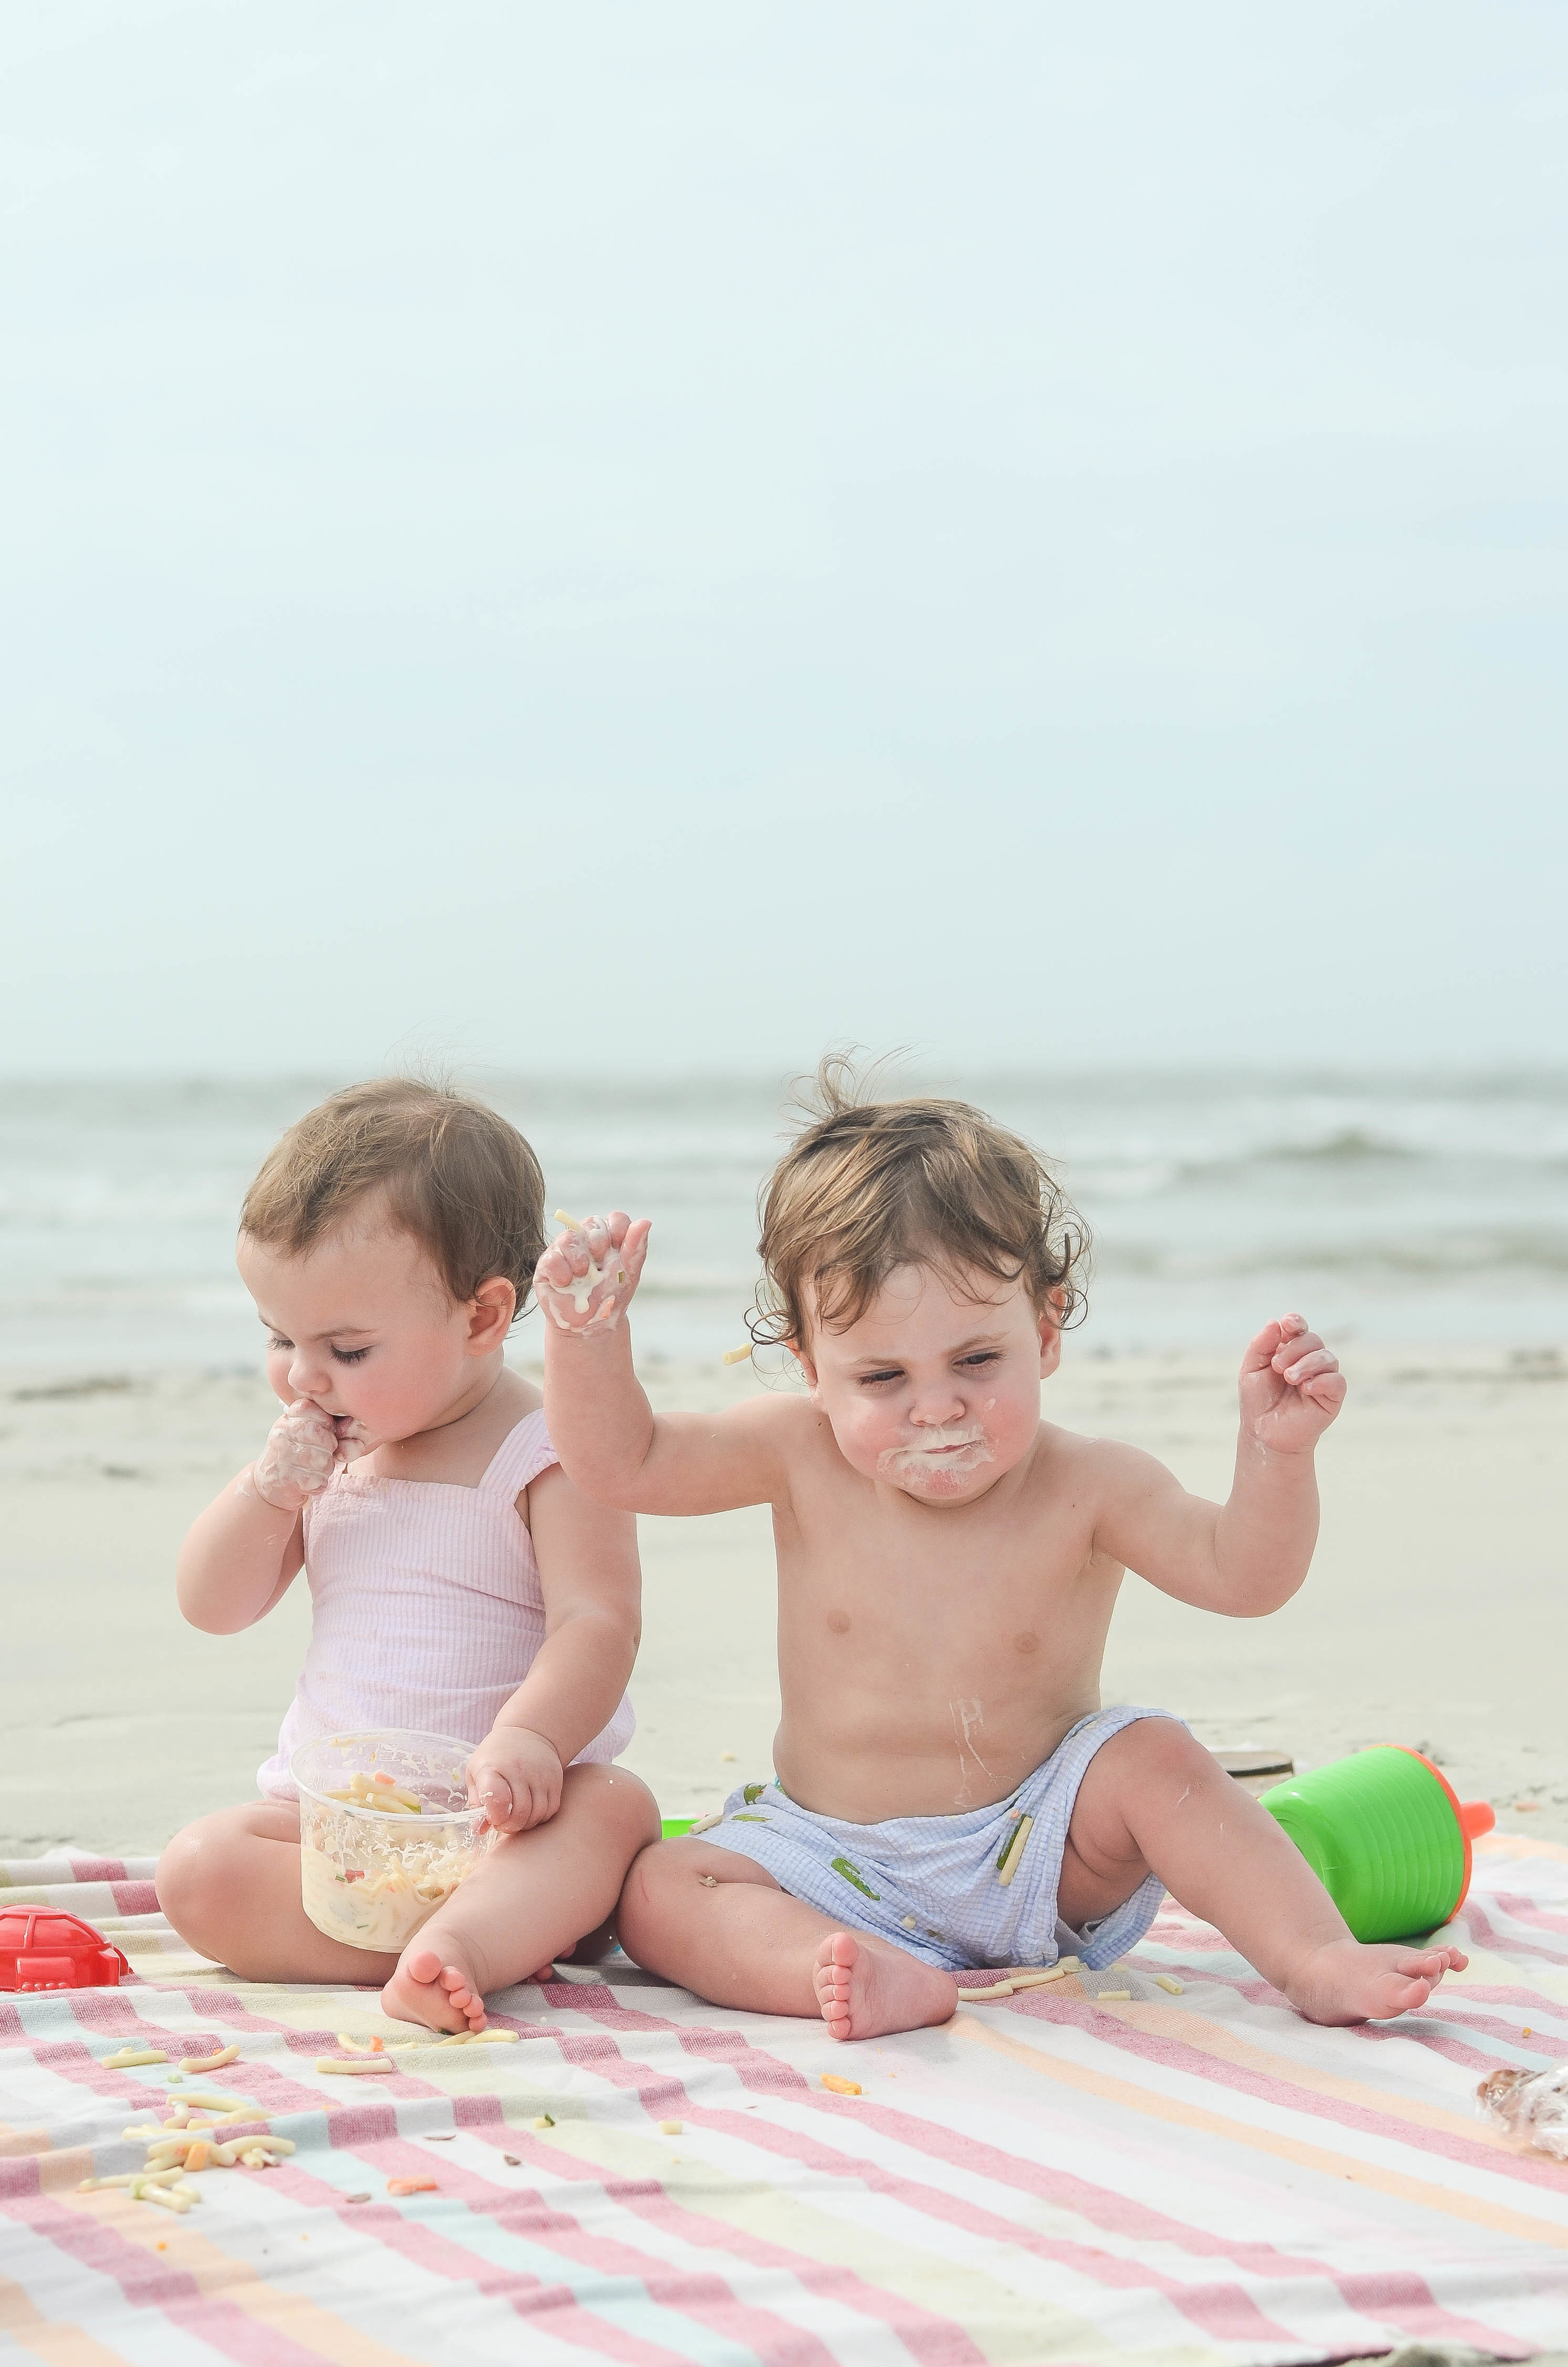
[157, 1080, 659, 2033]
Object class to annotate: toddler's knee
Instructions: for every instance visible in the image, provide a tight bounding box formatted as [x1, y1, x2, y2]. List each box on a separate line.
[1111, 1716, 1213, 1786]
[155, 1813, 252, 1942]
[1073, 1719, 1216, 1854]
[154, 1823, 207, 1931]
[614, 1837, 682, 1949]
[568, 1761, 661, 1846]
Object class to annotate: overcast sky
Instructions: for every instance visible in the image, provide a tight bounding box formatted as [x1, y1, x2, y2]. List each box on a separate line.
[2, 1, 1564, 1077]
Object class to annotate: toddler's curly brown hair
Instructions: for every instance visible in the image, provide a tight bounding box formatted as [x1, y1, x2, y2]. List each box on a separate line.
[752, 1056, 1089, 1348]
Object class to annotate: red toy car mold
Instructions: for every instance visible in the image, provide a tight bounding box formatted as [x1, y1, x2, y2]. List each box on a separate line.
[0, 1907, 130, 1991]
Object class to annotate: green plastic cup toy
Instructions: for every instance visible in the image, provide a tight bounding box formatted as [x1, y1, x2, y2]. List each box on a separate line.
[1259, 1746, 1495, 1942]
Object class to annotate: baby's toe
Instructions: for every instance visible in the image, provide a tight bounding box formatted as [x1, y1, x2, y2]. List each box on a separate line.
[403, 1947, 443, 1987]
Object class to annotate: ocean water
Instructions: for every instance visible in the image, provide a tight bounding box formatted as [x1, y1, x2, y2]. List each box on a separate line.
[1, 1071, 1565, 1374]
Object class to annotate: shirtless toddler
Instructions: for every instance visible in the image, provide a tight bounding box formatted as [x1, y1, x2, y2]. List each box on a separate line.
[537, 1067, 1466, 2041]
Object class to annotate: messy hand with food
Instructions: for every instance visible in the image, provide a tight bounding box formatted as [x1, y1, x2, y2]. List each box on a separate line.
[533, 1210, 652, 1337]
[241, 1397, 349, 1511]
[467, 1726, 564, 1835]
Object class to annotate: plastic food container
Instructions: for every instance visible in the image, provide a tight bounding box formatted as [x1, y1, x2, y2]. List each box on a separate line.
[292, 1729, 494, 1954]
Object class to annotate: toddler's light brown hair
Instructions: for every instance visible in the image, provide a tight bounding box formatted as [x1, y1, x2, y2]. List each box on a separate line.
[753, 1057, 1089, 1348]
[241, 1079, 546, 1322]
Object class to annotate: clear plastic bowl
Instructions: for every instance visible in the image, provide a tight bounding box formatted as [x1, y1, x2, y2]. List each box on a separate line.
[291, 1729, 494, 1954]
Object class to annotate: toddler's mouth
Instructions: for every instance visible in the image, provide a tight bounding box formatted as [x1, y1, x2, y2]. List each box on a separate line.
[876, 1424, 993, 1481]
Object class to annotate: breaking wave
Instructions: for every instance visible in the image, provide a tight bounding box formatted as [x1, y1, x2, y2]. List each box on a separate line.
[3, 1067, 1567, 1365]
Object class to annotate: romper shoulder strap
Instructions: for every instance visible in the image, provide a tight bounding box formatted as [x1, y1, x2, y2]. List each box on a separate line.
[476, 1409, 558, 1498]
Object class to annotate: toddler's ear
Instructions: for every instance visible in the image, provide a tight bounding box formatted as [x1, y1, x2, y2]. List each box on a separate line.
[1037, 1300, 1065, 1378]
[467, 1276, 517, 1350]
[787, 1337, 820, 1392]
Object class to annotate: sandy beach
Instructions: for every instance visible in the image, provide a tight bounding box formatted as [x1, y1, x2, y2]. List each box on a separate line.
[4, 1343, 1564, 1865]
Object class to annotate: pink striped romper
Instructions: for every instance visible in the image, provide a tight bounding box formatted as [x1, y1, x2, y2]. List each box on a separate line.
[258, 1409, 635, 1798]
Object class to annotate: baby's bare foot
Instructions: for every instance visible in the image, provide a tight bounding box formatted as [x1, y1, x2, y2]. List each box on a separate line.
[382, 1942, 489, 2033]
[812, 1931, 957, 2041]
[1285, 1937, 1468, 2025]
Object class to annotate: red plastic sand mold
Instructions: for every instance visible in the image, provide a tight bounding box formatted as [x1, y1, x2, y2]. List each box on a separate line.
[0, 1906, 130, 1991]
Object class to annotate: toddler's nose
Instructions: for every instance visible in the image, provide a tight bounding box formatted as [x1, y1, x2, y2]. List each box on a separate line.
[908, 1388, 965, 1427]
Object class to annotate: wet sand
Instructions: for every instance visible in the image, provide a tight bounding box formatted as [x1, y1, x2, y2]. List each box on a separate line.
[3, 1347, 1564, 1859]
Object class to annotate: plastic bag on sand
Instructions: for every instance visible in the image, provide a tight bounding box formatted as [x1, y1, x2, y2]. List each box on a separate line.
[1476, 2062, 1568, 2159]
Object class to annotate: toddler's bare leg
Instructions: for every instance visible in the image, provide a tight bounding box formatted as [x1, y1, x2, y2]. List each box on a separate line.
[616, 1838, 958, 2041]
[1060, 1720, 1467, 2023]
[381, 1764, 661, 2033]
[156, 1802, 400, 1984]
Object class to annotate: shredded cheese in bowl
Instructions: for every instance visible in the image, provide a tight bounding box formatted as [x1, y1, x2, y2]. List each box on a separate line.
[292, 1730, 494, 1953]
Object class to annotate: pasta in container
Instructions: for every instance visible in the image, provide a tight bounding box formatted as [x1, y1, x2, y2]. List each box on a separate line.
[292, 1730, 494, 1952]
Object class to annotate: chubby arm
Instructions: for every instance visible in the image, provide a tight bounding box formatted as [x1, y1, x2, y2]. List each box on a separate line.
[536, 1212, 792, 1515]
[464, 1465, 641, 1832]
[1091, 1315, 1346, 1617]
[175, 1398, 344, 1632]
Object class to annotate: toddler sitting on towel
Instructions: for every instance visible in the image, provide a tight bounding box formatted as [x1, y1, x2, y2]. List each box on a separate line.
[157, 1079, 658, 2030]
[536, 1061, 1466, 2041]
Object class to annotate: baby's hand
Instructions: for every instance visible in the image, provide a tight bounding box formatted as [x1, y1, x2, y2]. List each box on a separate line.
[467, 1727, 563, 1835]
[240, 1398, 346, 1511]
[1239, 1313, 1347, 1454]
[533, 1210, 650, 1336]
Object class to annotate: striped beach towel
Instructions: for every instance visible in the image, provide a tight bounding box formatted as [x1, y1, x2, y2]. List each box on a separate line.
[3, 1833, 1567, 2363]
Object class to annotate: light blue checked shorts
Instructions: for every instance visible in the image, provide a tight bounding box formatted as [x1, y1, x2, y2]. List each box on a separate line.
[697, 1704, 1175, 1973]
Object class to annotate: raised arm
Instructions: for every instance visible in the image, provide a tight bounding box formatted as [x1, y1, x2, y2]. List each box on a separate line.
[1091, 1314, 1345, 1617]
[176, 1397, 344, 1632]
[536, 1212, 791, 1515]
